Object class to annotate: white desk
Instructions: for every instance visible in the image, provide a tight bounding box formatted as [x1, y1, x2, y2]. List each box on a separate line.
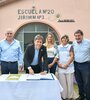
[0, 74, 63, 100]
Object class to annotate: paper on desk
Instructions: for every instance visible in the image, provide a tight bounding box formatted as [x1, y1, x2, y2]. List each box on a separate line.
[27, 73, 54, 80]
[6, 74, 21, 80]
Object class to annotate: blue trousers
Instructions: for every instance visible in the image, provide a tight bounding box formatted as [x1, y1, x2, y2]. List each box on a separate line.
[48, 57, 57, 74]
[1, 61, 18, 74]
[74, 61, 90, 100]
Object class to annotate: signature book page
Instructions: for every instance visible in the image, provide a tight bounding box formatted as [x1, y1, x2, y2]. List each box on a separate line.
[27, 73, 54, 80]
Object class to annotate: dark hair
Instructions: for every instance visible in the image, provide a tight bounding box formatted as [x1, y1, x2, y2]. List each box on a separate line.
[74, 29, 83, 36]
[61, 35, 69, 42]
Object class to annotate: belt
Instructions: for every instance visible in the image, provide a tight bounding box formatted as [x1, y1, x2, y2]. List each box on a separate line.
[1, 61, 17, 63]
[74, 61, 90, 64]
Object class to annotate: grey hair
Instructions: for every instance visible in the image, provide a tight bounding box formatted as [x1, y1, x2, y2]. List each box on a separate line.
[34, 34, 44, 42]
[6, 28, 14, 34]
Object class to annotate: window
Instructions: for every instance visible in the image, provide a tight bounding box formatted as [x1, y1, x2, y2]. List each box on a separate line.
[15, 22, 59, 53]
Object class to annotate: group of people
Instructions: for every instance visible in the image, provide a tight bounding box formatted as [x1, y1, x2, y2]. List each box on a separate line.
[0, 29, 90, 100]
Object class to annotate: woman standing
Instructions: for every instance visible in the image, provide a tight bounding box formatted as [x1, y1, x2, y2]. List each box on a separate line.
[44, 32, 58, 74]
[57, 35, 75, 100]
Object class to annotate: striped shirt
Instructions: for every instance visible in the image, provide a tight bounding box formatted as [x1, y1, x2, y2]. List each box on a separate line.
[73, 39, 90, 63]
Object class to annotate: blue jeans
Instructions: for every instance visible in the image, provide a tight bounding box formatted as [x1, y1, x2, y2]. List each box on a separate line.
[1, 61, 18, 74]
[48, 57, 57, 74]
[74, 61, 90, 100]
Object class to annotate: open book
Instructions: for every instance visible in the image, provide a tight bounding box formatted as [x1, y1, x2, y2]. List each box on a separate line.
[27, 73, 54, 80]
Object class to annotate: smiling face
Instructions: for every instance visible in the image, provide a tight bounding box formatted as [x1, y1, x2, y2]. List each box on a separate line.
[46, 33, 55, 45]
[34, 35, 43, 49]
[61, 35, 69, 46]
[74, 33, 83, 43]
[34, 39, 43, 49]
[74, 30, 83, 43]
[5, 30, 14, 41]
[61, 37, 68, 45]
[47, 34, 53, 43]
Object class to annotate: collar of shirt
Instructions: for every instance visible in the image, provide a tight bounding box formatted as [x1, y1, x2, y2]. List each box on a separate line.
[60, 44, 69, 47]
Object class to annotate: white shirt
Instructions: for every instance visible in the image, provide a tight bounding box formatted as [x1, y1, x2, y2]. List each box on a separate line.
[47, 46, 57, 58]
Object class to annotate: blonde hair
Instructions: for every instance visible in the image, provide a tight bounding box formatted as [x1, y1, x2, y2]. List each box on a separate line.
[45, 32, 55, 48]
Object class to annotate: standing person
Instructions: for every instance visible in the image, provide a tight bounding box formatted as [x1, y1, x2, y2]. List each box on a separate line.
[44, 32, 58, 74]
[24, 34, 48, 74]
[0, 29, 24, 74]
[57, 35, 75, 100]
[73, 30, 90, 100]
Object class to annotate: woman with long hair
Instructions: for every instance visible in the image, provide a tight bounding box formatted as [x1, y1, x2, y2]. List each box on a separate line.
[44, 32, 58, 74]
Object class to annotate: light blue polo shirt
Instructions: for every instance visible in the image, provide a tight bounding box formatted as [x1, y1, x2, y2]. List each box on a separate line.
[73, 39, 90, 63]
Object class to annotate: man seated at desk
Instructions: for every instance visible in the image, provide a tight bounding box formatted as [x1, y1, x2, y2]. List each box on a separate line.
[24, 34, 48, 74]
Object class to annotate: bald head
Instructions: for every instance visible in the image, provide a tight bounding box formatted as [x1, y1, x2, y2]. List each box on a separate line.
[5, 29, 14, 42]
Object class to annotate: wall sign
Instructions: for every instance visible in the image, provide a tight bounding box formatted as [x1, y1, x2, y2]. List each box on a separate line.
[17, 8, 75, 23]
[17, 9, 54, 20]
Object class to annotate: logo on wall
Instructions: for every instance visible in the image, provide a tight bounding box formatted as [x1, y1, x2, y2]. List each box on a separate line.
[55, 13, 75, 22]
